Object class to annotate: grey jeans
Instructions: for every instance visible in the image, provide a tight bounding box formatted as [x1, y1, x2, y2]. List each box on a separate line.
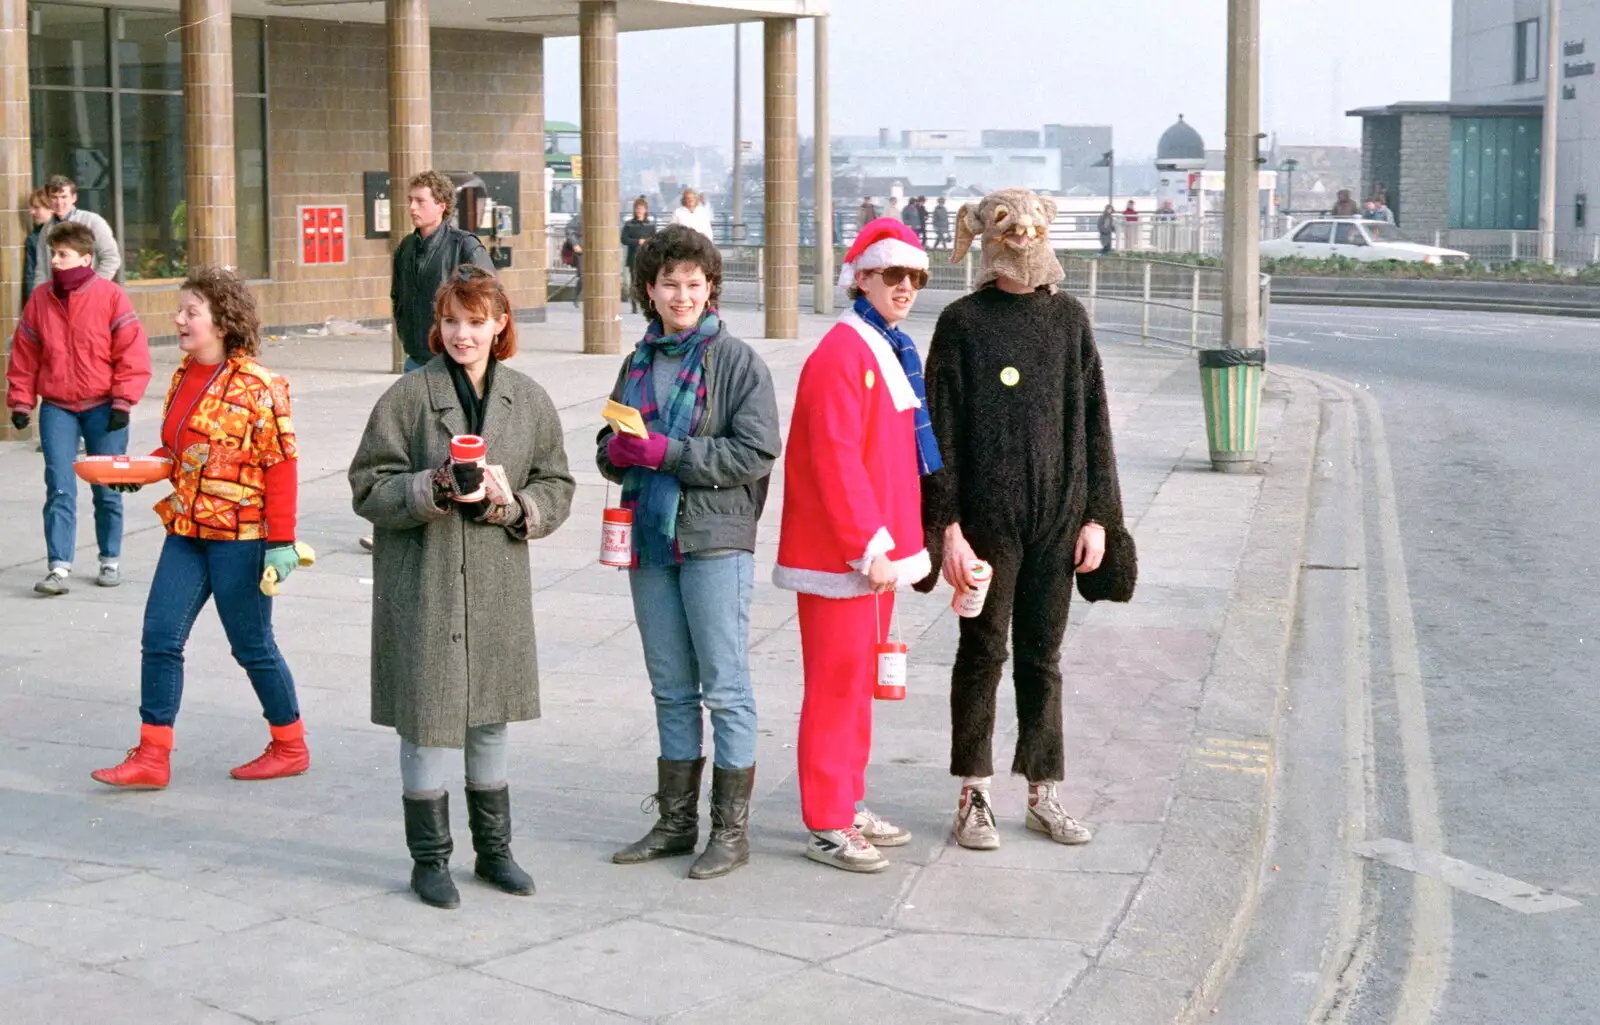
[399, 723, 509, 796]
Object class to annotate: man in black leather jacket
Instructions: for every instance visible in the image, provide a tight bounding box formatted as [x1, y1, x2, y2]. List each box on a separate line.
[391, 170, 495, 371]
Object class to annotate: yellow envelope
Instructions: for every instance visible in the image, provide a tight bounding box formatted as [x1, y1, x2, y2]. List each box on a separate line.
[602, 398, 649, 439]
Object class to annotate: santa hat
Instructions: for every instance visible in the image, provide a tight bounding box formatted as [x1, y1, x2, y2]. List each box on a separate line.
[838, 217, 929, 289]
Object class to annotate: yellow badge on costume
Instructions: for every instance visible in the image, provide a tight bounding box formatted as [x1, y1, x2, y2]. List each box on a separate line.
[1001, 366, 1021, 387]
[865, 370, 876, 389]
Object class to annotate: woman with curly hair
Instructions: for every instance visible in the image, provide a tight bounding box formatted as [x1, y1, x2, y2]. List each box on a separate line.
[350, 266, 575, 909]
[92, 266, 309, 790]
[597, 225, 781, 879]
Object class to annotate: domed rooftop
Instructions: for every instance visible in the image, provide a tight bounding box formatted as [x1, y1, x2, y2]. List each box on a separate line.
[1157, 115, 1206, 163]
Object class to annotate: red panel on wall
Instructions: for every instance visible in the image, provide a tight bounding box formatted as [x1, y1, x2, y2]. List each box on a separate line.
[297, 205, 350, 267]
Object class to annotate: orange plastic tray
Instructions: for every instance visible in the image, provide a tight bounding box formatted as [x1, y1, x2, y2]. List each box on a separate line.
[73, 455, 173, 486]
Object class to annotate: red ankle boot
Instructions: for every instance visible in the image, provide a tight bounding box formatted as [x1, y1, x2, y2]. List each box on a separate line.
[91, 723, 173, 789]
[231, 719, 310, 781]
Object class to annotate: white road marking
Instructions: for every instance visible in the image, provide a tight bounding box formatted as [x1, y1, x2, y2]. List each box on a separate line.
[1352, 838, 1582, 915]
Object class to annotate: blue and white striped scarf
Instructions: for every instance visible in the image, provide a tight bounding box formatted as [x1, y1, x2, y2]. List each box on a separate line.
[854, 296, 943, 476]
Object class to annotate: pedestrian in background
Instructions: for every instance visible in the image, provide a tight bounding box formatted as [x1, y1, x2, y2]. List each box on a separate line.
[774, 218, 933, 874]
[932, 198, 951, 250]
[599, 225, 781, 880]
[21, 188, 51, 308]
[363, 170, 494, 553]
[7, 221, 151, 596]
[1097, 205, 1116, 255]
[90, 266, 307, 790]
[565, 212, 585, 306]
[902, 196, 927, 248]
[1370, 199, 1394, 223]
[1332, 189, 1359, 217]
[31, 175, 120, 291]
[857, 197, 878, 237]
[671, 188, 714, 241]
[621, 196, 658, 314]
[351, 266, 576, 910]
[393, 171, 494, 373]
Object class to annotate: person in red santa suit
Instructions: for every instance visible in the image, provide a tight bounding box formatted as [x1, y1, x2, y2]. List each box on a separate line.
[774, 219, 938, 873]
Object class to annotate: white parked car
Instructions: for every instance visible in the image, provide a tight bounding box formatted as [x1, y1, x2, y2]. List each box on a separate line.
[1260, 219, 1470, 265]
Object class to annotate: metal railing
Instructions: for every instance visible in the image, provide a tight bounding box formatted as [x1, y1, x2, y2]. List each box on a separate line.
[1432, 229, 1600, 267]
[544, 238, 1266, 350]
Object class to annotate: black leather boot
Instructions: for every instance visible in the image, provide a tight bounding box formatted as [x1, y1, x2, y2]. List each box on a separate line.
[403, 791, 460, 909]
[465, 784, 535, 896]
[689, 764, 754, 880]
[612, 757, 704, 864]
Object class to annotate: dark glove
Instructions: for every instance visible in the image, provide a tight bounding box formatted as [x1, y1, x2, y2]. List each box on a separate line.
[432, 459, 485, 511]
[451, 460, 484, 496]
[108, 483, 143, 494]
[10, 411, 28, 431]
[106, 408, 130, 433]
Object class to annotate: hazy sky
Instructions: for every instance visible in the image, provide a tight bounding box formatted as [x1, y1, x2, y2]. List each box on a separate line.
[544, 0, 1454, 156]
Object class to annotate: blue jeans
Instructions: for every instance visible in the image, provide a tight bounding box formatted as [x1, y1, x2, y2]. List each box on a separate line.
[140, 534, 300, 728]
[399, 724, 509, 795]
[629, 551, 757, 769]
[39, 401, 127, 568]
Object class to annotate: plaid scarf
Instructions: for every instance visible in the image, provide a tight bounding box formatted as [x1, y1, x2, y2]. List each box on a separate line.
[619, 310, 719, 567]
[854, 296, 943, 476]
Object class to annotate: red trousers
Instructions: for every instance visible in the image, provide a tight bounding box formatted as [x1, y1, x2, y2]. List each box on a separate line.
[797, 591, 894, 831]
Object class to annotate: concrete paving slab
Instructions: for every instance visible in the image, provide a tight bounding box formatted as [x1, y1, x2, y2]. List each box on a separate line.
[643, 910, 891, 962]
[280, 970, 639, 1025]
[113, 918, 447, 1021]
[831, 931, 1089, 1018]
[894, 864, 1138, 944]
[478, 918, 804, 1017]
[662, 967, 1009, 1025]
[1, 968, 254, 1025]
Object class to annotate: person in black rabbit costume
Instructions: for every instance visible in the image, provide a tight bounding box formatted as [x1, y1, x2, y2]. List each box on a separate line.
[917, 187, 1136, 852]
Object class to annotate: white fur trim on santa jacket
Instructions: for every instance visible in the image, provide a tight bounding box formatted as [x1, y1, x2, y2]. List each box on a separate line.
[773, 315, 930, 598]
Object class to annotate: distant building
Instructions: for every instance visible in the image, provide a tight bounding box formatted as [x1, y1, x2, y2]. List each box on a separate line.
[982, 129, 1042, 148]
[1342, 0, 1562, 243]
[845, 143, 1061, 195]
[1045, 123, 1115, 194]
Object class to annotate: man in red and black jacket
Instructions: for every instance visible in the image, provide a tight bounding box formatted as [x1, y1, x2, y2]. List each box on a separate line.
[7, 221, 151, 595]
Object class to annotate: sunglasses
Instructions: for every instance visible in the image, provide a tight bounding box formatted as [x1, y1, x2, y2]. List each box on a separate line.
[860, 266, 929, 290]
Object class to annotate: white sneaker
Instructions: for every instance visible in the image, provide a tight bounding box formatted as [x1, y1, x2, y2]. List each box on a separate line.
[806, 827, 889, 873]
[1027, 782, 1093, 845]
[853, 806, 911, 847]
[953, 785, 1000, 850]
[97, 563, 121, 588]
[34, 568, 70, 596]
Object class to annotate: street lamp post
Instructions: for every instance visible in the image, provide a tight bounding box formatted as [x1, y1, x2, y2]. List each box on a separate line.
[1199, 0, 1267, 473]
[1280, 157, 1299, 219]
[1540, 0, 1561, 265]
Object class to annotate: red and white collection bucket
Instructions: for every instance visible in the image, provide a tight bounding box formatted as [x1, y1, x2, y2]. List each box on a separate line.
[600, 507, 633, 567]
[448, 434, 487, 502]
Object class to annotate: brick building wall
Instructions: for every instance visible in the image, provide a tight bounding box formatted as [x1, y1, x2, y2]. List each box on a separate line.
[1397, 113, 1453, 239]
[126, 18, 546, 338]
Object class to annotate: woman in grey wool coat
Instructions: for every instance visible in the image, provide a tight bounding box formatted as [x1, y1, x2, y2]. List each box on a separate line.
[349, 266, 575, 909]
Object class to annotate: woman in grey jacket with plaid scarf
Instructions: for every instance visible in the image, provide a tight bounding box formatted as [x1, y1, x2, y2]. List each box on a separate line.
[595, 226, 781, 880]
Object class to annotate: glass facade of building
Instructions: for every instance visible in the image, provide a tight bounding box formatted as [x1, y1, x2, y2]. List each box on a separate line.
[27, 3, 269, 280]
[1449, 116, 1541, 232]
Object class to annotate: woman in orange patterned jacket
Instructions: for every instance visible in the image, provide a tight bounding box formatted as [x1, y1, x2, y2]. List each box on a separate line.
[92, 266, 309, 790]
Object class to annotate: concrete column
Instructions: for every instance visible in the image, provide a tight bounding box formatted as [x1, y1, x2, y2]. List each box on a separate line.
[387, 0, 431, 373]
[0, 0, 32, 441]
[579, 1, 620, 355]
[763, 17, 798, 339]
[181, 0, 237, 272]
[812, 15, 832, 315]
